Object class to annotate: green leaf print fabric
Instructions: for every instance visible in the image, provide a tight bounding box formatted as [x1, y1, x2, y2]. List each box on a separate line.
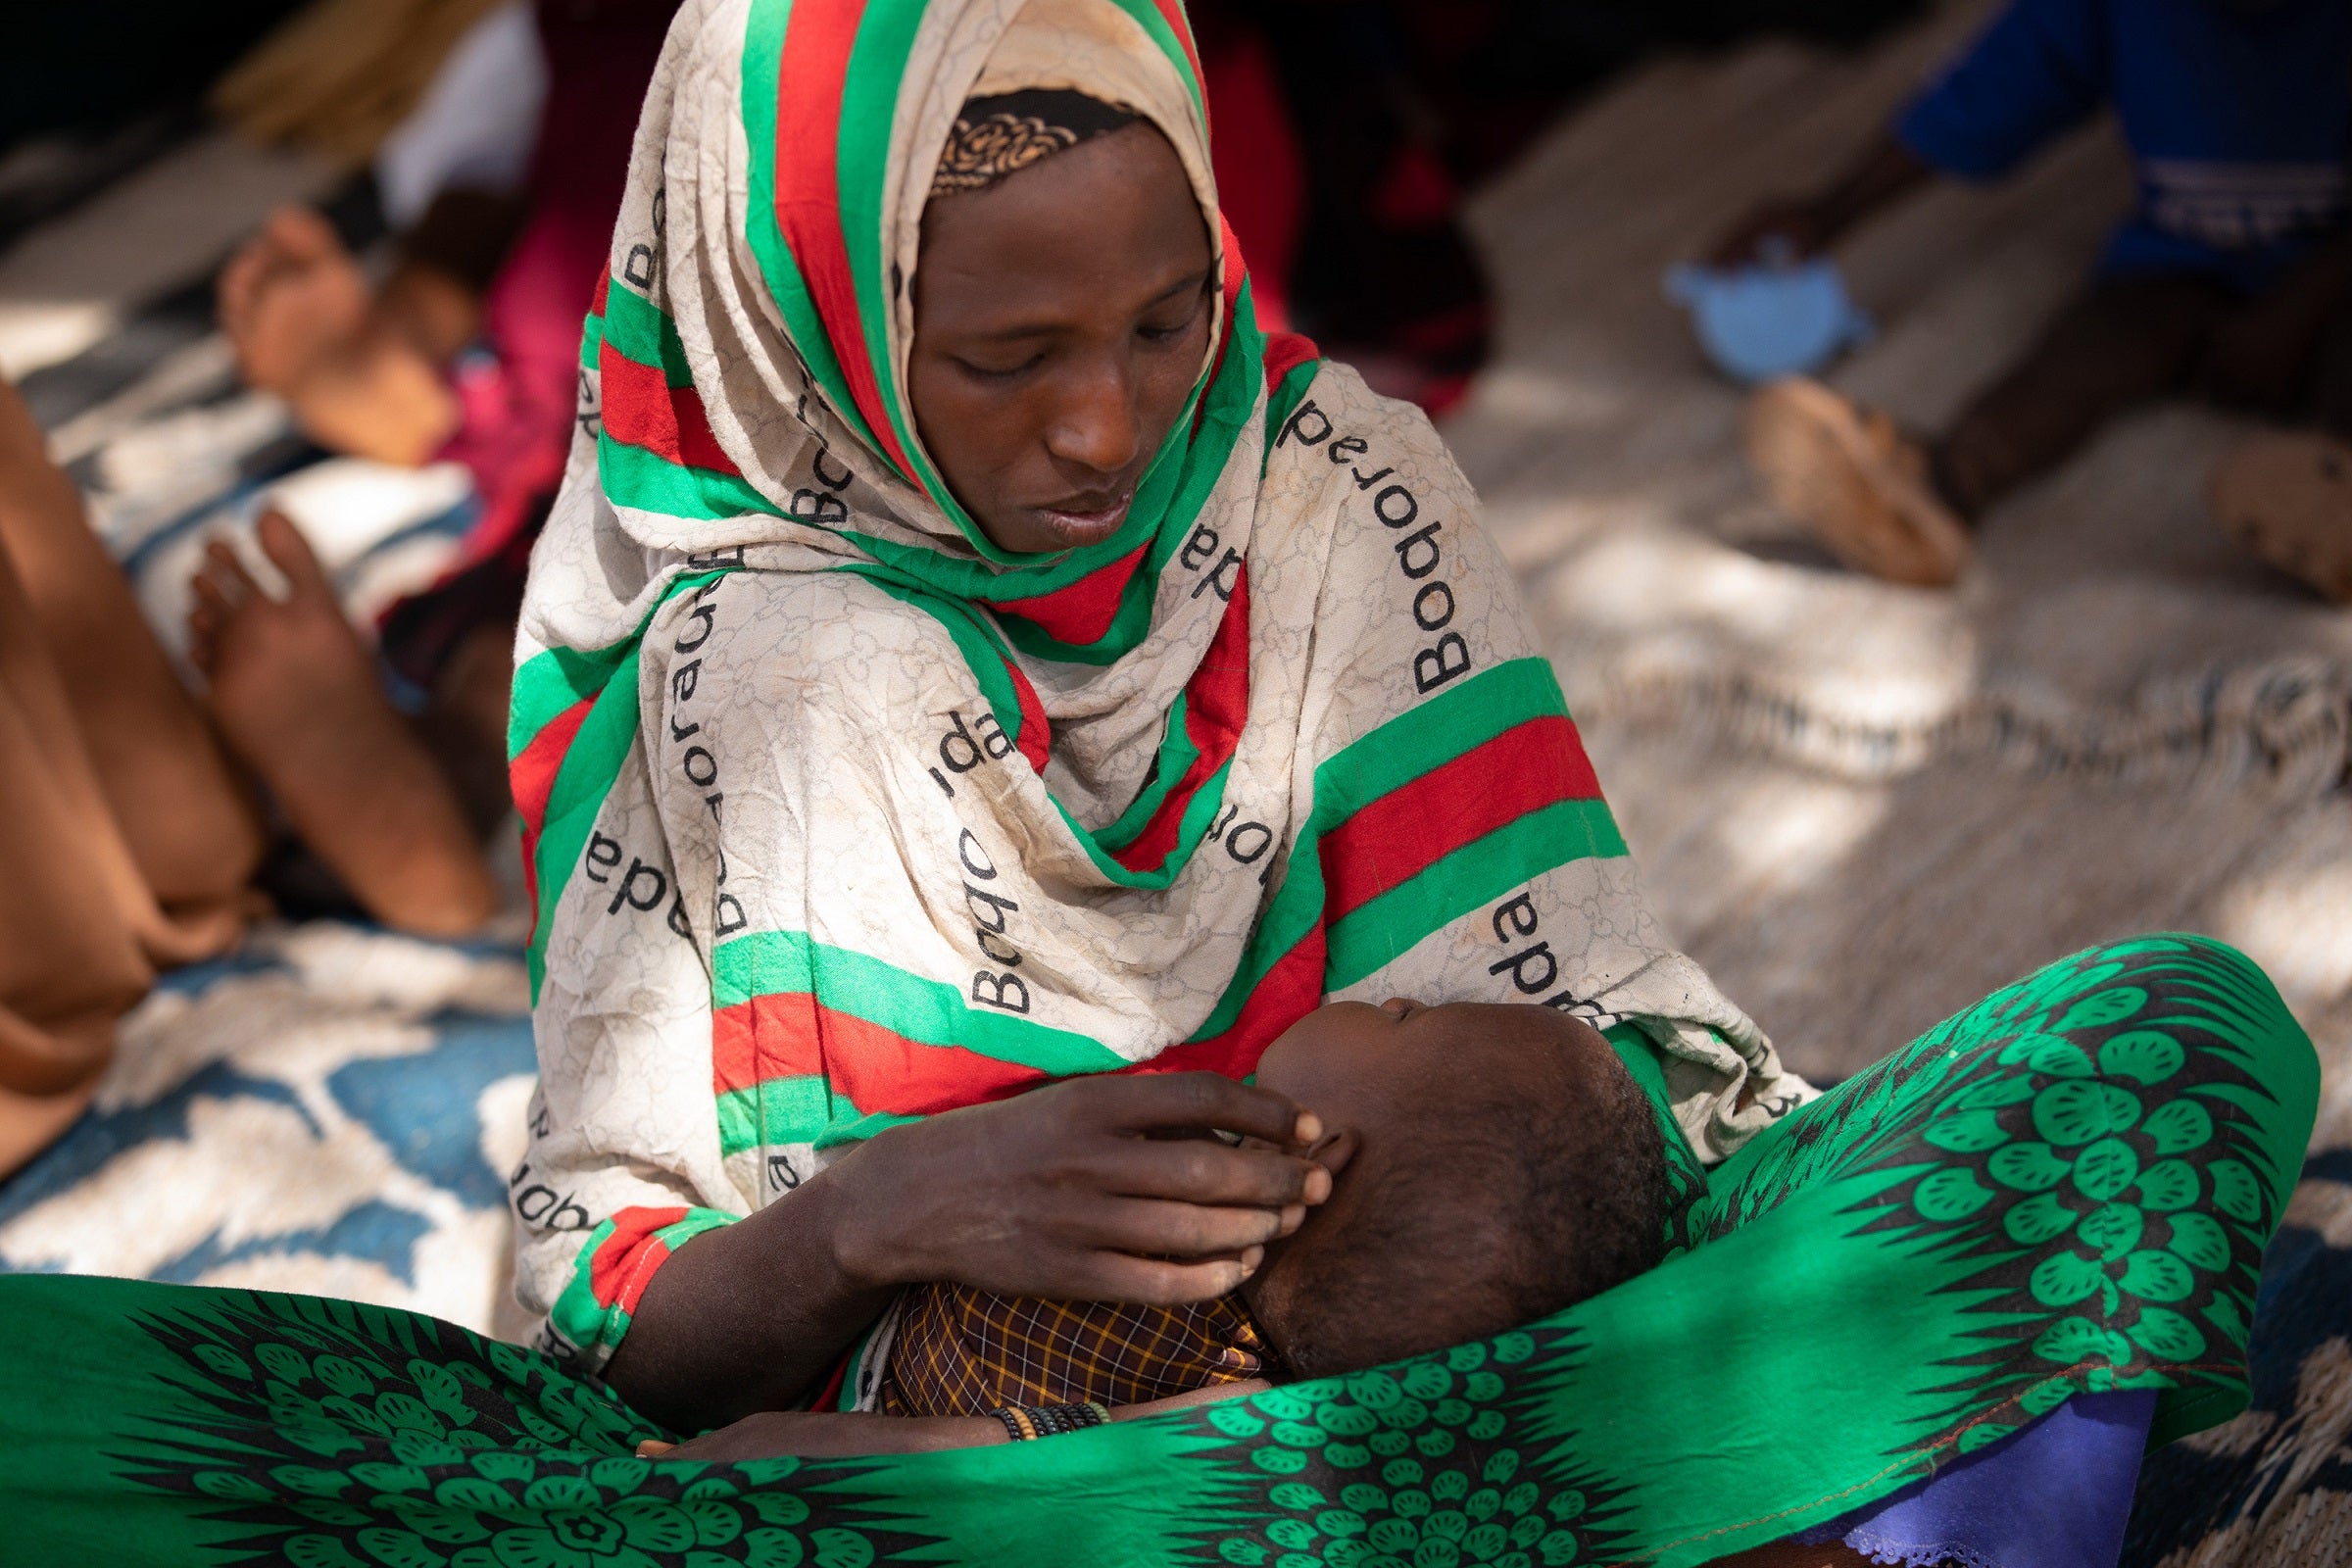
[0, 935, 2315, 1566]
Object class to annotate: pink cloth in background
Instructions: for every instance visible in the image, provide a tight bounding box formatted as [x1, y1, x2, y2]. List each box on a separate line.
[431, 0, 676, 570]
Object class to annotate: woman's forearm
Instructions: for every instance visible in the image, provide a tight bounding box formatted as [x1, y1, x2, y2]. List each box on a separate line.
[602, 1162, 900, 1432]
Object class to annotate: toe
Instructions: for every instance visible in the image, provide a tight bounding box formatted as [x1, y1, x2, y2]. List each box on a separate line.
[203, 533, 255, 582]
[186, 601, 222, 674]
[266, 205, 337, 257]
[217, 246, 262, 331]
[189, 568, 238, 625]
[255, 509, 332, 599]
[197, 535, 261, 604]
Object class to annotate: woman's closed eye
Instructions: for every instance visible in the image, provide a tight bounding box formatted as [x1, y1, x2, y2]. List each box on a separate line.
[1137, 286, 1207, 344]
[956, 349, 1048, 381]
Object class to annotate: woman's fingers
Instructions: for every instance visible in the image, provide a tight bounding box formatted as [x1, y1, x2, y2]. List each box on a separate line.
[1077, 1070, 1317, 1147]
[1093, 1133, 1325, 1210]
[1062, 1249, 1255, 1307]
[1059, 1195, 1289, 1259]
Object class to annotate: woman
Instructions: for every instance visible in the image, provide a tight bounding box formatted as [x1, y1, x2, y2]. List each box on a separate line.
[0, 1, 2319, 1564]
[500, 0, 1787, 1429]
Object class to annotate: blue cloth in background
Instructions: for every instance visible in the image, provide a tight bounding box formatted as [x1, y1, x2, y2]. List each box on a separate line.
[1895, 0, 2352, 293]
[1795, 1388, 2159, 1568]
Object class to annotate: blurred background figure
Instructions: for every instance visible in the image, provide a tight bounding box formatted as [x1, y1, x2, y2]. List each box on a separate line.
[0, 373, 261, 1177]
[198, 0, 674, 934]
[1195, 1, 1927, 416]
[0, 0, 671, 1178]
[1708, 0, 2352, 595]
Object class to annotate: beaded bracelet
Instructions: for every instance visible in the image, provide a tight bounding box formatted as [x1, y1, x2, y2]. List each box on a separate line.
[990, 1401, 1110, 1442]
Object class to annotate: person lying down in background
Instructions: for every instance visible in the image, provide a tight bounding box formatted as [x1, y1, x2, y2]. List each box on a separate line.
[189, 0, 677, 937]
[639, 999, 1673, 1461]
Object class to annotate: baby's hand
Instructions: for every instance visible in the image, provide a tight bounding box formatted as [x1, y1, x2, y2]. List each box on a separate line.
[639, 1411, 1005, 1461]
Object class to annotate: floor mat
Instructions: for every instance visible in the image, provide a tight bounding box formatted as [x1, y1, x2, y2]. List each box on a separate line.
[1445, 4, 2352, 1560]
[0, 923, 535, 1336]
[0, 129, 523, 1334]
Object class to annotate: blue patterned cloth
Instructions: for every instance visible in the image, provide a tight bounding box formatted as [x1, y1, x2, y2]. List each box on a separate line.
[0, 927, 534, 1333]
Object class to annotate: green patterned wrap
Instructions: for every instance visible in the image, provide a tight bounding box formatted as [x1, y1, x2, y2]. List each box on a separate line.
[2, 936, 2315, 1566]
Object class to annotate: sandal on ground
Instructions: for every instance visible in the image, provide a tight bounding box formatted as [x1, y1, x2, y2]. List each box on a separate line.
[1744, 376, 1973, 588]
[2210, 429, 2352, 604]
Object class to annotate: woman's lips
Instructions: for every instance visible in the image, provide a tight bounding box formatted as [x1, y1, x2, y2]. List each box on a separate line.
[1033, 491, 1134, 543]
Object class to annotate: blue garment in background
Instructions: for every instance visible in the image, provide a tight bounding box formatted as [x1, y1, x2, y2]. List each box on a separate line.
[1793, 1389, 2158, 1568]
[1896, 0, 2352, 292]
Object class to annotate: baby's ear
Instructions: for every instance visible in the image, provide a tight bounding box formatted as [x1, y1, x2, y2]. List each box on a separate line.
[1305, 1125, 1360, 1178]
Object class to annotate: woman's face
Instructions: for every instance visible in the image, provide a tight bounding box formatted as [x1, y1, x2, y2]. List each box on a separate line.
[909, 120, 1214, 556]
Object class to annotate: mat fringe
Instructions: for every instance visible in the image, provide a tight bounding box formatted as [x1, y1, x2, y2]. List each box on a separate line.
[1558, 652, 2352, 801]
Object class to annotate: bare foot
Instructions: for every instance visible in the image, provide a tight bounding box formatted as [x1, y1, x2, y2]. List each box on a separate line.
[1746, 377, 1973, 588]
[219, 207, 371, 395]
[189, 510, 498, 937]
[217, 207, 462, 466]
[2211, 428, 2352, 603]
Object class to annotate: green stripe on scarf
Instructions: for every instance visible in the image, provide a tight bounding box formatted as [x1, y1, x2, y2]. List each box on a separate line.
[717, 1081, 918, 1153]
[1325, 798, 1628, 990]
[1188, 656, 1579, 1041]
[598, 435, 774, 520]
[835, 0, 933, 499]
[739, 0, 876, 457]
[519, 571, 733, 997]
[602, 282, 694, 385]
[712, 930, 1124, 1071]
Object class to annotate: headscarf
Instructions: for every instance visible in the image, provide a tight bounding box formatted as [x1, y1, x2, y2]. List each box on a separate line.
[509, 0, 1801, 1374]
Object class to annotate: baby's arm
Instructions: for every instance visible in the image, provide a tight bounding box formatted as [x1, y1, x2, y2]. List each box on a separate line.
[640, 1379, 1273, 1461]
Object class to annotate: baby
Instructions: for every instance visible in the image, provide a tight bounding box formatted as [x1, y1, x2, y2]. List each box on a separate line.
[654, 999, 1672, 1458]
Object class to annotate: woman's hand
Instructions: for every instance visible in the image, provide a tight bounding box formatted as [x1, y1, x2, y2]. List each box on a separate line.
[828, 1072, 1334, 1304]
[605, 1074, 1329, 1432]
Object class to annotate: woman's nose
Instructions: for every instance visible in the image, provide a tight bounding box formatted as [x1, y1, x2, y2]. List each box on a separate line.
[1043, 362, 1141, 475]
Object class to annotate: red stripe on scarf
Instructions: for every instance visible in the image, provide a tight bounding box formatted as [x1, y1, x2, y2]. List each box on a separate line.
[1319, 715, 1601, 922]
[1112, 569, 1250, 871]
[715, 994, 1055, 1114]
[1149, 0, 1208, 129]
[1262, 329, 1320, 388]
[990, 542, 1149, 646]
[712, 925, 1324, 1124]
[1005, 656, 1051, 772]
[1152, 923, 1327, 1078]
[771, 0, 918, 483]
[510, 695, 598, 923]
[591, 266, 612, 315]
[1186, 215, 1248, 437]
[600, 339, 740, 474]
[588, 1206, 691, 1312]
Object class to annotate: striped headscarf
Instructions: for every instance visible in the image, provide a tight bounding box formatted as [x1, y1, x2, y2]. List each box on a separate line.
[507, 0, 1801, 1374]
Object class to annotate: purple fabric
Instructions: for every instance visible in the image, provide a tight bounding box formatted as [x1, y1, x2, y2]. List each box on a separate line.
[1793, 1389, 2158, 1568]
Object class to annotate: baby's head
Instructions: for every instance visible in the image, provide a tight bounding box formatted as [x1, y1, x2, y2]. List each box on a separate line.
[1241, 1000, 1670, 1382]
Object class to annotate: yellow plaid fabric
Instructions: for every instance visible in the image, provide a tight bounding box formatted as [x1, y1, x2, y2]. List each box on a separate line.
[877, 1283, 1274, 1416]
